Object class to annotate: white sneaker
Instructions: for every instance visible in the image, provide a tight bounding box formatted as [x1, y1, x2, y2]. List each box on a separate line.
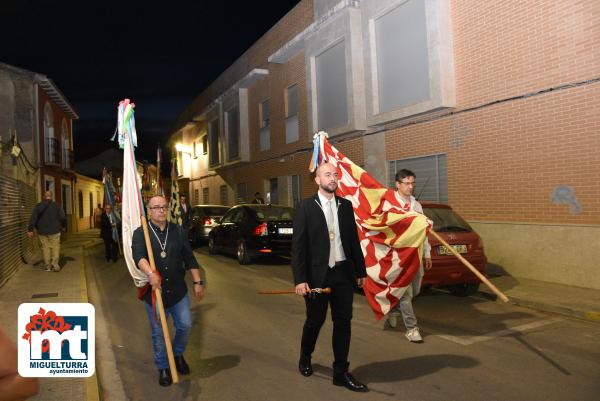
[405, 327, 423, 342]
[385, 314, 397, 329]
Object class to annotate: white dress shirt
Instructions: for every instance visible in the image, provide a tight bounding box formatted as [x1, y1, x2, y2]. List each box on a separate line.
[317, 191, 346, 262]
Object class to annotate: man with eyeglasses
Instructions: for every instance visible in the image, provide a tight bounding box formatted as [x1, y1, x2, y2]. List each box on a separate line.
[385, 169, 432, 342]
[131, 195, 205, 386]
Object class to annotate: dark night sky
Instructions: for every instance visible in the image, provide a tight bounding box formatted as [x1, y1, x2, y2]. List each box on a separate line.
[1, 0, 301, 162]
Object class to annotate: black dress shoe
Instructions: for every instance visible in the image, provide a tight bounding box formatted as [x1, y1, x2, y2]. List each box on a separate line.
[333, 372, 368, 392]
[174, 355, 190, 375]
[158, 368, 172, 386]
[298, 355, 313, 377]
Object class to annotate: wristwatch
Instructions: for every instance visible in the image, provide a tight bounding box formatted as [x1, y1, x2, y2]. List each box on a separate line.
[193, 280, 204, 286]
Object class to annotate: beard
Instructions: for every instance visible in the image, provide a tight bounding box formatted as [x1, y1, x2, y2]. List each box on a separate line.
[319, 181, 337, 193]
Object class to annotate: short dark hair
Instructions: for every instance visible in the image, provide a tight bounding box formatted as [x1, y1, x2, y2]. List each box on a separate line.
[395, 169, 416, 182]
[254, 192, 261, 196]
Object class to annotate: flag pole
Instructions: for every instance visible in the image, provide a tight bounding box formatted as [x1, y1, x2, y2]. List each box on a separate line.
[429, 230, 509, 302]
[140, 215, 179, 384]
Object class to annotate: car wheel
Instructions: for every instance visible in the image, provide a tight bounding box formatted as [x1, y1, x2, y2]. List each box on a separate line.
[208, 236, 216, 255]
[448, 283, 480, 297]
[236, 240, 251, 265]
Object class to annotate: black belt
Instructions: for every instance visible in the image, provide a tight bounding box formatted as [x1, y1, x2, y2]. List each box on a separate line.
[334, 261, 346, 267]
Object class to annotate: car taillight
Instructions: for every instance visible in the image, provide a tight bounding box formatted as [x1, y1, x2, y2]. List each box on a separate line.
[202, 217, 212, 226]
[253, 222, 268, 236]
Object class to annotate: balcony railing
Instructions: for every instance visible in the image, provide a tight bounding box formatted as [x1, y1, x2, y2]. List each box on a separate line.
[45, 137, 60, 165]
[62, 148, 74, 170]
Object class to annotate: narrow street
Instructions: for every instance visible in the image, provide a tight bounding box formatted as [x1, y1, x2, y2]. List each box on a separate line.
[87, 245, 600, 401]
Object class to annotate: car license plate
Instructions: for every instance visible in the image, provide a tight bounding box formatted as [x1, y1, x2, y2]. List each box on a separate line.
[278, 228, 293, 235]
[438, 244, 467, 255]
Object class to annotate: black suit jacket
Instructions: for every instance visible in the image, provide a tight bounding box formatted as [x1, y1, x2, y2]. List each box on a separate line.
[180, 203, 192, 228]
[292, 194, 367, 288]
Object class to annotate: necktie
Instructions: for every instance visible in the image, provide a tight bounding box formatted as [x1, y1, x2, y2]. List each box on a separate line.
[326, 200, 336, 268]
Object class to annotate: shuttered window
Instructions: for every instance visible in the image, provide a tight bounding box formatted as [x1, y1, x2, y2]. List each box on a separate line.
[219, 185, 228, 206]
[316, 40, 348, 131]
[0, 176, 37, 286]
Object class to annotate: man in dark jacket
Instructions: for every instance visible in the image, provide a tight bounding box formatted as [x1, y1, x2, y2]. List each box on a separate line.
[27, 191, 66, 272]
[132, 195, 205, 386]
[291, 162, 368, 392]
[100, 205, 119, 262]
[179, 194, 192, 231]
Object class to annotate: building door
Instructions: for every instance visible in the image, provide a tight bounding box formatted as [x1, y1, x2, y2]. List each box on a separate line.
[61, 183, 72, 232]
[89, 192, 94, 229]
[268, 178, 278, 204]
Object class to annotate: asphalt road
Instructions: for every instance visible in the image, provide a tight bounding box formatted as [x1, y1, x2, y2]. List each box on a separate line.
[87, 245, 600, 401]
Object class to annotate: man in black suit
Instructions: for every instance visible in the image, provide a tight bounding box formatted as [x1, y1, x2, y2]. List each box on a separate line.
[291, 162, 368, 393]
[179, 193, 192, 230]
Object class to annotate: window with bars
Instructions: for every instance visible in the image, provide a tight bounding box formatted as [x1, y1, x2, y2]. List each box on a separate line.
[194, 189, 199, 205]
[388, 154, 448, 203]
[202, 187, 209, 204]
[235, 182, 247, 204]
[219, 185, 228, 206]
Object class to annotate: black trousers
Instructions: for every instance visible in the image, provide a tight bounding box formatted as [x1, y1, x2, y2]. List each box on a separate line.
[300, 262, 354, 374]
[103, 238, 118, 261]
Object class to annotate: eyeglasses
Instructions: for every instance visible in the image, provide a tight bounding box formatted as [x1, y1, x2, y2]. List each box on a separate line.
[148, 205, 168, 211]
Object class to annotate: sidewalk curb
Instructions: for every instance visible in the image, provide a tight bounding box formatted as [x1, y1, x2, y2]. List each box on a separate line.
[79, 243, 101, 401]
[478, 290, 600, 323]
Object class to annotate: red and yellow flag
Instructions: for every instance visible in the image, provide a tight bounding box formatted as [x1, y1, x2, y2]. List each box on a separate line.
[312, 132, 431, 319]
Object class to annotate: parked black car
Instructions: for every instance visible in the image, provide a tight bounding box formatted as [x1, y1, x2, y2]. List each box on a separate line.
[188, 205, 230, 245]
[208, 204, 295, 264]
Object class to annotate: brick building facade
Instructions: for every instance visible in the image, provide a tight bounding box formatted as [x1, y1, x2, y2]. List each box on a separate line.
[0, 62, 78, 230]
[170, 0, 600, 289]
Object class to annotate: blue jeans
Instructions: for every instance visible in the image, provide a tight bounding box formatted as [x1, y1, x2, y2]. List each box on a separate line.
[144, 294, 192, 369]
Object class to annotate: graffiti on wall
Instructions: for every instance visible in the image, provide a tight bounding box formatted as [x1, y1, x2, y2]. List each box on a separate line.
[551, 185, 581, 214]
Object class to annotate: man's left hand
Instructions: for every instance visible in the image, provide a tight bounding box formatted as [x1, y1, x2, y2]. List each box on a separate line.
[424, 258, 432, 270]
[356, 277, 366, 288]
[193, 284, 205, 301]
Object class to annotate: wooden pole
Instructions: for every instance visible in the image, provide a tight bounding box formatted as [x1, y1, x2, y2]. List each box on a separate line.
[258, 288, 332, 295]
[140, 215, 179, 383]
[429, 229, 509, 303]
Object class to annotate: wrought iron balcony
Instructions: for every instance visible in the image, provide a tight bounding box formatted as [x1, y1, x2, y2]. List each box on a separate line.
[45, 137, 60, 165]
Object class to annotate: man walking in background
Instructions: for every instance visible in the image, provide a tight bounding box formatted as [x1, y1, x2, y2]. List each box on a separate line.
[385, 169, 432, 342]
[179, 193, 192, 230]
[27, 191, 66, 272]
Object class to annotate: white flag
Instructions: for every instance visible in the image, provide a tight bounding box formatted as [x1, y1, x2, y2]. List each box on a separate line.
[118, 99, 147, 287]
